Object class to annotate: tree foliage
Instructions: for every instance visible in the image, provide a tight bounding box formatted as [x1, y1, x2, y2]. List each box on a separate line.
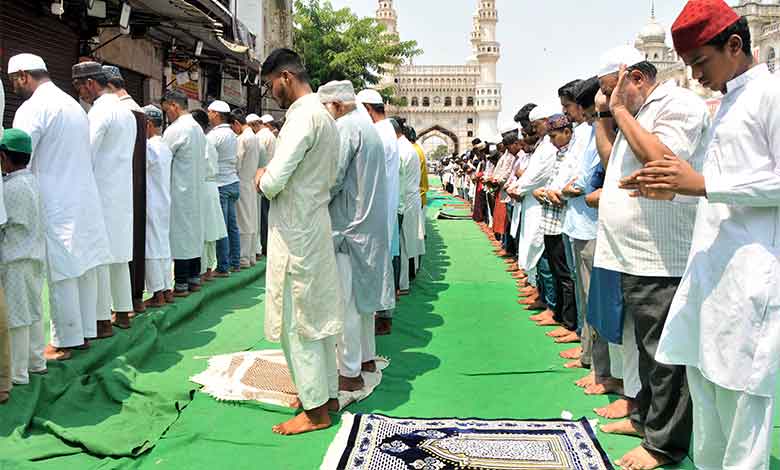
[429, 145, 450, 160]
[293, 0, 422, 93]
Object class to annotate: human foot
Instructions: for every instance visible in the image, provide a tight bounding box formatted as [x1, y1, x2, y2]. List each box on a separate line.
[575, 372, 595, 388]
[375, 317, 392, 336]
[0, 391, 8, 404]
[585, 377, 624, 396]
[546, 327, 571, 338]
[615, 446, 670, 470]
[529, 310, 553, 322]
[339, 375, 365, 392]
[43, 344, 72, 361]
[559, 346, 582, 359]
[564, 359, 585, 369]
[601, 419, 643, 437]
[362, 361, 377, 373]
[536, 318, 560, 326]
[272, 406, 332, 436]
[95, 320, 114, 339]
[595, 398, 636, 419]
[112, 312, 132, 329]
[554, 332, 580, 344]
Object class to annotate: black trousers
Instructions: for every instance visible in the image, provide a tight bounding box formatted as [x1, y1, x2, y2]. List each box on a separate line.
[259, 196, 270, 256]
[174, 258, 201, 290]
[622, 274, 692, 462]
[543, 234, 577, 332]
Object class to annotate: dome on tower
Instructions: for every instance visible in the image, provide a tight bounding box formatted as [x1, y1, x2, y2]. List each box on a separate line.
[638, 17, 666, 44]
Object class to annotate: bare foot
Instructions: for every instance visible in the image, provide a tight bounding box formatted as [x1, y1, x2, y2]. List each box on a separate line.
[575, 372, 595, 388]
[529, 310, 553, 322]
[327, 398, 340, 412]
[44, 344, 73, 361]
[546, 327, 571, 338]
[564, 360, 585, 369]
[112, 312, 132, 329]
[560, 346, 582, 359]
[536, 318, 560, 327]
[601, 419, 644, 437]
[272, 405, 332, 436]
[339, 375, 365, 392]
[615, 446, 670, 470]
[362, 361, 377, 373]
[290, 397, 302, 409]
[0, 391, 8, 404]
[554, 332, 580, 344]
[585, 377, 624, 396]
[375, 317, 392, 336]
[595, 398, 637, 419]
[95, 320, 114, 339]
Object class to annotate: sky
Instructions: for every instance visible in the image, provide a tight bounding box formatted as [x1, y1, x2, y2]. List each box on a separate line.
[325, 0, 735, 125]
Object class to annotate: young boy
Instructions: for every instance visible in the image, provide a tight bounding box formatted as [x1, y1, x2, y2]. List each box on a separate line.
[0, 129, 46, 385]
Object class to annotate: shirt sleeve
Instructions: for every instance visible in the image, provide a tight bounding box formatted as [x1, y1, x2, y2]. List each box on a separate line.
[260, 115, 314, 200]
[88, 109, 110, 166]
[652, 96, 708, 161]
[512, 151, 555, 196]
[330, 122, 356, 200]
[12, 103, 44, 154]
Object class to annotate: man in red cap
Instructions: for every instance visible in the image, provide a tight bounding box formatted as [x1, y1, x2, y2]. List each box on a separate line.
[621, 1, 779, 468]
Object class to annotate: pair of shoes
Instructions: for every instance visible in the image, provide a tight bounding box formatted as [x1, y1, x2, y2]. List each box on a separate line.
[213, 271, 230, 278]
[189, 284, 202, 292]
[173, 289, 191, 298]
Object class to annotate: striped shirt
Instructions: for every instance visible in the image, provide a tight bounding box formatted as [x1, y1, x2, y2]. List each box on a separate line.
[594, 80, 710, 277]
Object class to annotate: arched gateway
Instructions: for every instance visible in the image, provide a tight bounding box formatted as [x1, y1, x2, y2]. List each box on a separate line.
[418, 125, 460, 156]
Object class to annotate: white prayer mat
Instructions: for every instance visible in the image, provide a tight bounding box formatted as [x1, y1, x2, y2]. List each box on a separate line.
[190, 350, 389, 410]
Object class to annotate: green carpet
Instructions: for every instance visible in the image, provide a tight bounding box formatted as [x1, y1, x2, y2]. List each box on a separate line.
[3, 183, 779, 469]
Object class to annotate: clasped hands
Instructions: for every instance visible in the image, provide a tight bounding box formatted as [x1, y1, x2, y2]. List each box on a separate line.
[619, 154, 706, 199]
[533, 188, 564, 207]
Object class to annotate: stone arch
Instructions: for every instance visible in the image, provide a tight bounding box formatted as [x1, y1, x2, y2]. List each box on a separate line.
[418, 125, 460, 155]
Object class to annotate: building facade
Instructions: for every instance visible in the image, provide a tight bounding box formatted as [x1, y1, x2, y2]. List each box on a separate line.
[377, 0, 502, 155]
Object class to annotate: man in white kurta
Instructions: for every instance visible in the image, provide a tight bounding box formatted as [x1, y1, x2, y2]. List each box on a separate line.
[396, 127, 425, 293]
[73, 62, 137, 332]
[257, 48, 345, 435]
[160, 90, 206, 296]
[253, 114, 276, 258]
[141, 106, 173, 307]
[10, 54, 112, 357]
[358, 89, 400, 333]
[625, 4, 780, 468]
[319, 81, 394, 391]
[234, 115, 264, 268]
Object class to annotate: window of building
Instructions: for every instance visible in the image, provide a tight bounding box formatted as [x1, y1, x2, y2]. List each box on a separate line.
[468, 131, 474, 137]
[411, 97, 419, 106]
[467, 117, 474, 124]
[769, 47, 777, 73]
[423, 97, 430, 107]
[456, 96, 464, 106]
[467, 97, 474, 106]
[433, 96, 442, 105]
[444, 97, 452, 107]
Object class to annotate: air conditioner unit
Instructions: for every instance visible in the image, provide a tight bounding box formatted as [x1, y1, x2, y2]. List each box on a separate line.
[87, 0, 107, 18]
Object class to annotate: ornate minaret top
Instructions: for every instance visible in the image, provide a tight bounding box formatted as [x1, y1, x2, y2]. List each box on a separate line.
[377, 0, 398, 36]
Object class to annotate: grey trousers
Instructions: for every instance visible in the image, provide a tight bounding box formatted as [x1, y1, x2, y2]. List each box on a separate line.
[0, 286, 10, 393]
[622, 273, 692, 462]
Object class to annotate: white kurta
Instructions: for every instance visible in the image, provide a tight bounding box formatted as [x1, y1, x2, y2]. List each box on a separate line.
[12, 81, 111, 282]
[656, 65, 780, 399]
[202, 140, 228, 243]
[236, 127, 262, 235]
[163, 113, 206, 260]
[145, 136, 173, 260]
[510, 137, 557, 270]
[88, 92, 137, 263]
[398, 136, 425, 258]
[259, 93, 345, 343]
[374, 118, 401, 256]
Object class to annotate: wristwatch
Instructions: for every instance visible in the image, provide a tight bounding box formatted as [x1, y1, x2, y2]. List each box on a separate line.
[596, 110, 613, 120]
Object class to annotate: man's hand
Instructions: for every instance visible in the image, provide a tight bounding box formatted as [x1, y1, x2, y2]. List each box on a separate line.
[547, 189, 564, 207]
[595, 89, 609, 112]
[633, 154, 707, 197]
[562, 179, 583, 198]
[609, 65, 631, 114]
[532, 188, 547, 203]
[254, 167, 267, 193]
[585, 188, 602, 208]
[619, 168, 675, 201]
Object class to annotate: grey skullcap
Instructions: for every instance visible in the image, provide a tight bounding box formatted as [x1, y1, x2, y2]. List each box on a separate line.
[142, 105, 163, 124]
[102, 65, 123, 81]
[72, 61, 105, 80]
[161, 89, 188, 103]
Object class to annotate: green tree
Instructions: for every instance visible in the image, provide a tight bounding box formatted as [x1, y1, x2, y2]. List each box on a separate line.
[429, 145, 450, 160]
[293, 0, 422, 93]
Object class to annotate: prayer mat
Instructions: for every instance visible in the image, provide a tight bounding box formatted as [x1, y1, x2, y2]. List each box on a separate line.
[437, 210, 473, 221]
[321, 413, 614, 470]
[190, 350, 389, 410]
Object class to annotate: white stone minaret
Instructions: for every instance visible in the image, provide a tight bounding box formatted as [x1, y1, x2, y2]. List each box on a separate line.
[376, 0, 398, 36]
[474, 0, 501, 141]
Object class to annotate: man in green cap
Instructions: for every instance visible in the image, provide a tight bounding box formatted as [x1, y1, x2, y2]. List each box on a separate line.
[0, 129, 45, 398]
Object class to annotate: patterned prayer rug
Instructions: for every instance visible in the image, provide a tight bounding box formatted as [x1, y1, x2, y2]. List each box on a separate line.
[321, 413, 614, 470]
[190, 350, 388, 410]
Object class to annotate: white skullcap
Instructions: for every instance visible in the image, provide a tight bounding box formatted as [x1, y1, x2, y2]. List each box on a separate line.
[207, 100, 231, 113]
[499, 123, 519, 135]
[528, 105, 557, 122]
[597, 45, 645, 78]
[318, 80, 356, 104]
[8, 53, 47, 74]
[356, 89, 384, 105]
[246, 114, 262, 123]
[260, 114, 274, 124]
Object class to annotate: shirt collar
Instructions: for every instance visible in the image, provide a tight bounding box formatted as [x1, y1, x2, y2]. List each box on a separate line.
[3, 167, 32, 182]
[285, 92, 317, 118]
[641, 80, 676, 109]
[725, 63, 769, 94]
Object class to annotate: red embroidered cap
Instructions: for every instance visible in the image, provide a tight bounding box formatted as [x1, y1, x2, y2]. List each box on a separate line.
[671, 0, 740, 54]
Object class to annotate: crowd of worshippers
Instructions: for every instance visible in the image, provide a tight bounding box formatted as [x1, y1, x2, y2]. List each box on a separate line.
[0, 45, 432, 437]
[0, 55, 284, 401]
[443, 2, 778, 469]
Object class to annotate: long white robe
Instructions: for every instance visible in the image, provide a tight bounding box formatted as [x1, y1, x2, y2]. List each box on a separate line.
[398, 136, 425, 259]
[163, 113, 206, 260]
[259, 93, 345, 343]
[374, 118, 401, 257]
[256, 127, 277, 253]
[145, 136, 173, 260]
[88, 93, 137, 264]
[12, 81, 111, 282]
[202, 140, 227, 243]
[510, 137, 557, 271]
[236, 127, 262, 236]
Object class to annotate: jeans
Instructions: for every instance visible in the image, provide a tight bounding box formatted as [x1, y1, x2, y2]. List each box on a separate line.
[536, 251, 556, 311]
[174, 258, 201, 291]
[217, 182, 241, 273]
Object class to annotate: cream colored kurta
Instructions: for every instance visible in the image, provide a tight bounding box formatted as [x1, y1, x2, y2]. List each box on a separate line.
[163, 113, 206, 260]
[259, 93, 345, 343]
[398, 136, 425, 258]
[203, 140, 227, 243]
[12, 81, 111, 282]
[236, 127, 263, 236]
[88, 93, 137, 264]
[145, 136, 173, 260]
